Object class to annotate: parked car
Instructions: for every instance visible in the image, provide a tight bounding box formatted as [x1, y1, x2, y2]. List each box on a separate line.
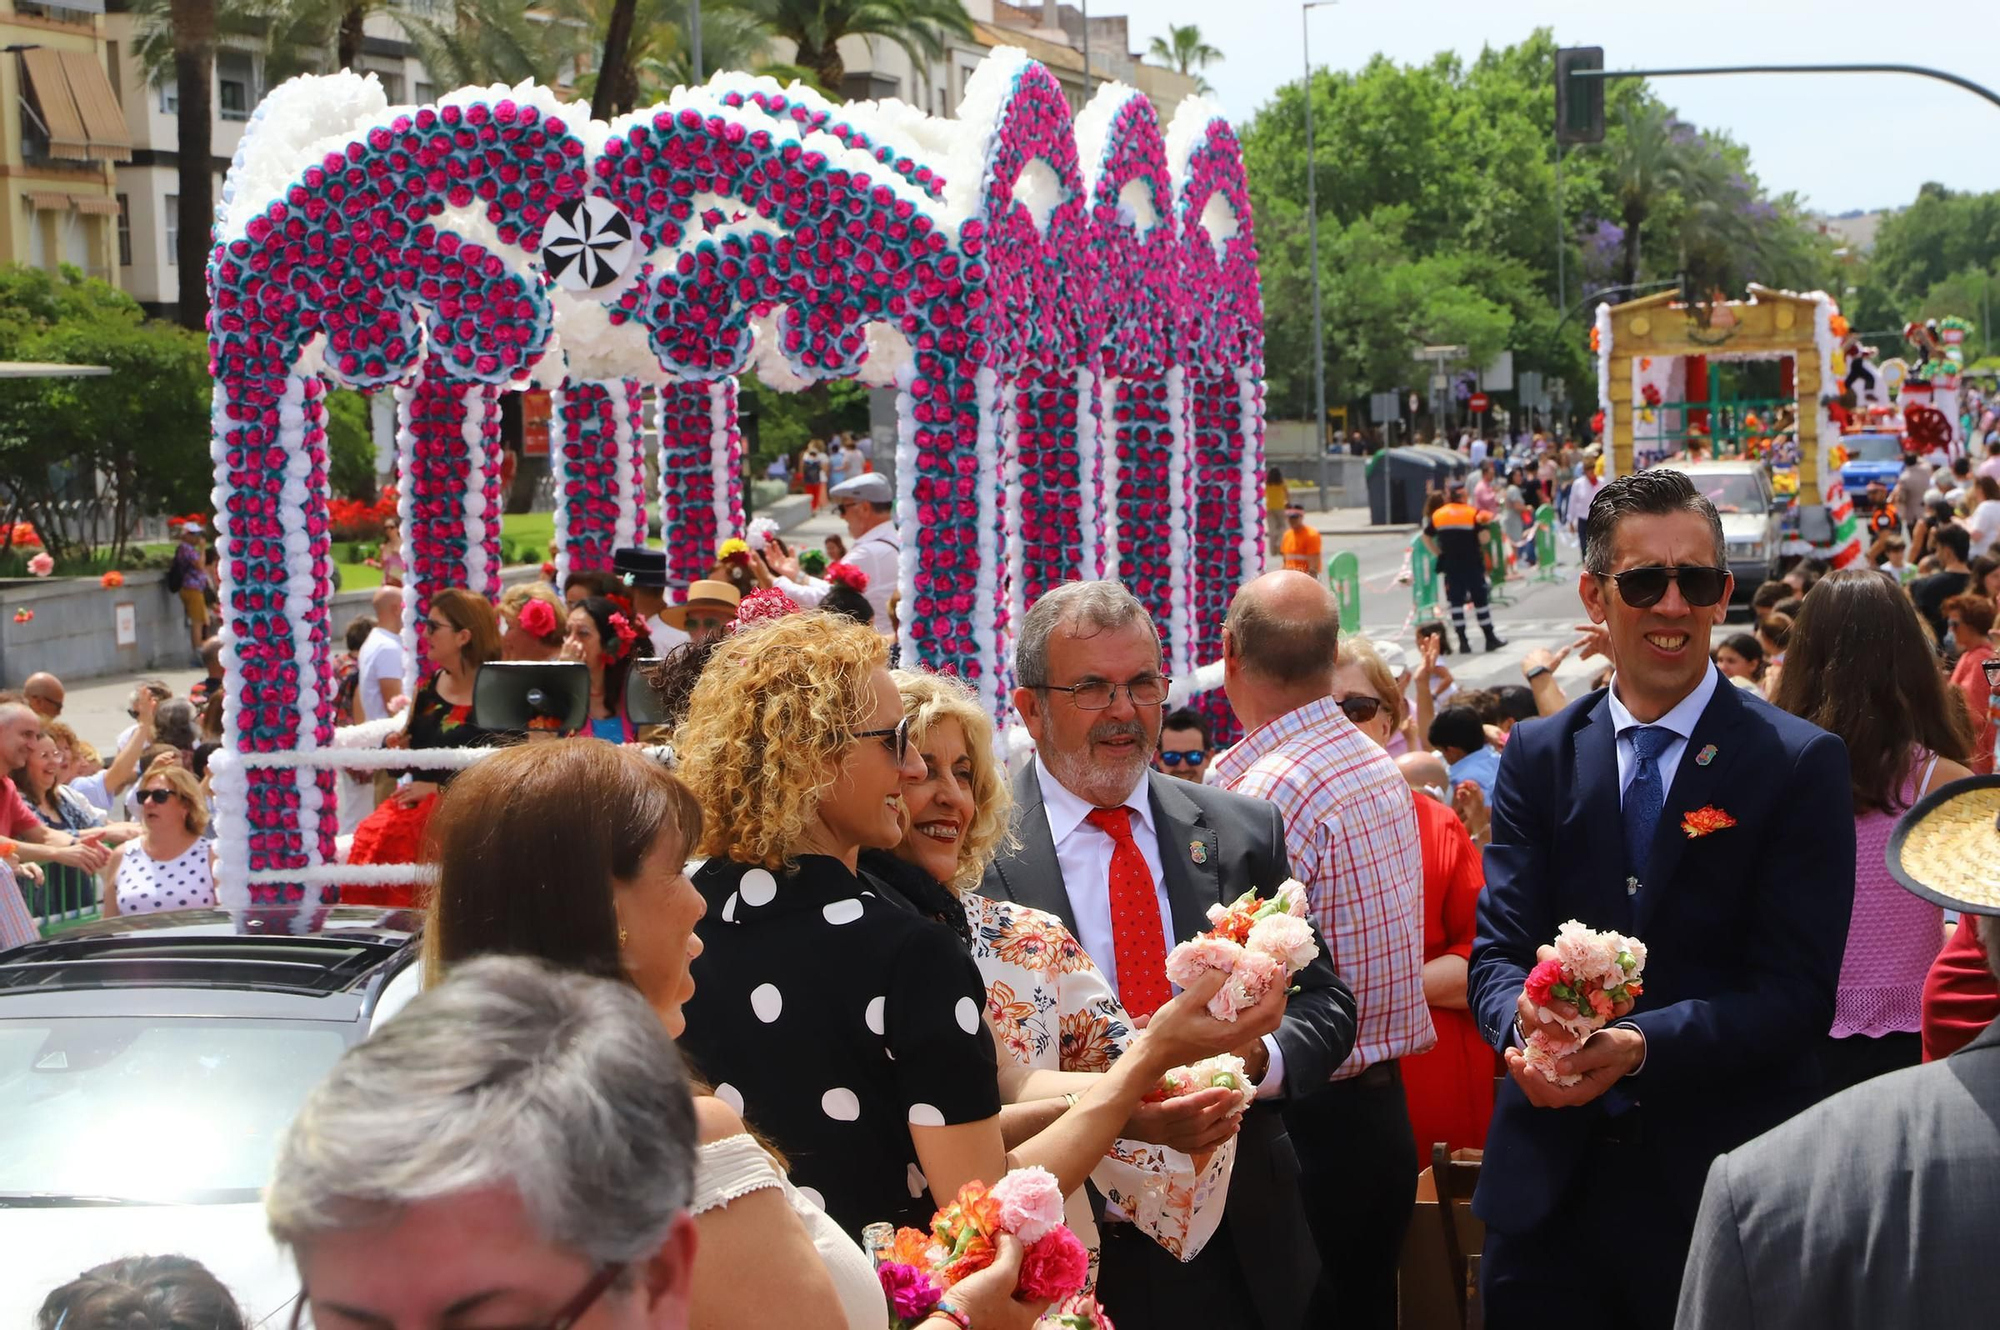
[1653, 458, 1783, 600]
[0, 907, 421, 1327]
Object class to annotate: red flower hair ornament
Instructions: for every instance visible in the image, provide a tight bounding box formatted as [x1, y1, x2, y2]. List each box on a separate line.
[826, 561, 870, 593]
[605, 610, 641, 662]
[516, 598, 558, 639]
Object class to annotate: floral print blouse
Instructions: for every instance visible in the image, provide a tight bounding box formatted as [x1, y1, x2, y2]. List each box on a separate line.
[961, 892, 1235, 1264]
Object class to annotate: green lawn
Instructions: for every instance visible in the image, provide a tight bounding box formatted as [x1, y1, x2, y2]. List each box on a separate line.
[333, 511, 554, 592]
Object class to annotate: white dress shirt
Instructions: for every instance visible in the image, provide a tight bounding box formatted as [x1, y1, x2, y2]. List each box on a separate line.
[845, 520, 901, 632]
[1606, 661, 1721, 802]
[1034, 756, 1287, 1097]
[648, 614, 689, 657]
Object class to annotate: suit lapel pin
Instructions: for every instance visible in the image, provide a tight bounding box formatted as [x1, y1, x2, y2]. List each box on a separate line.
[1626, 875, 1641, 897]
[1695, 743, 1717, 767]
[1190, 839, 1209, 865]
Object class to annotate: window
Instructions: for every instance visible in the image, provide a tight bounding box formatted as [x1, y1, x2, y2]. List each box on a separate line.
[106, 41, 121, 104]
[164, 194, 178, 265]
[414, 81, 435, 104]
[361, 64, 404, 104]
[159, 77, 177, 114]
[116, 194, 130, 267]
[217, 51, 255, 121]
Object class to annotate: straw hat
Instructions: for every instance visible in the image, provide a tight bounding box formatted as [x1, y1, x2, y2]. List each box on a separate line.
[1886, 776, 2000, 915]
[659, 579, 741, 629]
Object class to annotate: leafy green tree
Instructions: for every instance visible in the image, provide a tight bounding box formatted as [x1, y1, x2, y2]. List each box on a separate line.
[739, 378, 871, 465]
[0, 269, 211, 560]
[747, 0, 971, 95]
[1146, 24, 1221, 94]
[326, 389, 378, 500]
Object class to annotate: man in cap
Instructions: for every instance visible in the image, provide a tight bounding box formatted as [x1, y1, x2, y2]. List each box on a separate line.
[613, 547, 684, 656]
[824, 471, 899, 630]
[1678, 774, 2000, 1327]
[659, 580, 740, 648]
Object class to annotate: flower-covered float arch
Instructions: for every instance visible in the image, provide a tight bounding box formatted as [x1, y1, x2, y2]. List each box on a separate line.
[205, 51, 1269, 919]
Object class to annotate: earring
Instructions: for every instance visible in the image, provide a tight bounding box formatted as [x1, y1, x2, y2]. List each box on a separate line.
[619, 927, 629, 948]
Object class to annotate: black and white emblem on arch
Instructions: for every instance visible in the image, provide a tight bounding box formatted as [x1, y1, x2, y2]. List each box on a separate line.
[540, 196, 637, 293]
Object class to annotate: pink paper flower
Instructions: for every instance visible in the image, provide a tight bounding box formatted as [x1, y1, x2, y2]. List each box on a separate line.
[26, 551, 53, 577]
[989, 1166, 1064, 1243]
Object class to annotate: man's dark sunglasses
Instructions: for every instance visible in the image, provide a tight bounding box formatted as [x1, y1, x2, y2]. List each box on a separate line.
[1336, 695, 1385, 725]
[855, 715, 912, 763]
[1602, 565, 1729, 609]
[1158, 748, 1206, 767]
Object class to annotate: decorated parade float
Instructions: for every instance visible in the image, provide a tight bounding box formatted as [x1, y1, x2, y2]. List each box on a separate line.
[203, 51, 1266, 923]
[1593, 287, 1980, 570]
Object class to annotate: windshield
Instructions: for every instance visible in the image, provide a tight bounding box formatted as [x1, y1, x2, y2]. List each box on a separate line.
[1844, 434, 1904, 463]
[1675, 471, 1767, 515]
[0, 1017, 348, 1205]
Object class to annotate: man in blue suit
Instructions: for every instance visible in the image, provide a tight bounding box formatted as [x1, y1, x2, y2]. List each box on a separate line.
[1469, 469, 1854, 1326]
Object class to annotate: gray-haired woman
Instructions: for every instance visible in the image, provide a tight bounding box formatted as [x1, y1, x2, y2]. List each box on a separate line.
[267, 956, 702, 1329]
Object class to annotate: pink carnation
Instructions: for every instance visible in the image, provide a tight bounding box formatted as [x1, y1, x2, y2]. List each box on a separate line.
[1245, 914, 1318, 973]
[1165, 935, 1242, 989]
[1217, 948, 1285, 1019]
[27, 551, 53, 577]
[989, 1166, 1064, 1244]
[1016, 1224, 1090, 1301]
[877, 1262, 943, 1319]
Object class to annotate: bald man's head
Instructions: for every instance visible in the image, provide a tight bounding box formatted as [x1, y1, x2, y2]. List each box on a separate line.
[1223, 570, 1340, 686]
[371, 587, 404, 624]
[1396, 750, 1451, 797]
[21, 672, 63, 718]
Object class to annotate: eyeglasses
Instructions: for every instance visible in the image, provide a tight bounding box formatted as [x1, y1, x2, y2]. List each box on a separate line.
[855, 715, 912, 763]
[1335, 695, 1385, 725]
[685, 614, 730, 633]
[424, 618, 452, 633]
[1158, 748, 1206, 767]
[1601, 565, 1730, 609]
[288, 1263, 624, 1330]
[135, 789, 175, 806]
[1034, 676, 1172, 710]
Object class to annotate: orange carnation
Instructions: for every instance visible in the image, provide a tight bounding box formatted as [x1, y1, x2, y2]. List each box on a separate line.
[1681, 806, 1737, 838]
[100, 570, 124, 588]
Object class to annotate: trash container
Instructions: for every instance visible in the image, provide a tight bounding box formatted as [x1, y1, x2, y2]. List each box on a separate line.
[1366, 446, 1467, 524]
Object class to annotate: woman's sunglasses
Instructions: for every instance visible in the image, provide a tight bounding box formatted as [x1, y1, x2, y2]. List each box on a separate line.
[135, 789, 176, 806]
[1336, 695, 1385, 725]
[855, 716, 912, 764]
[1602, 565, 1730, 609]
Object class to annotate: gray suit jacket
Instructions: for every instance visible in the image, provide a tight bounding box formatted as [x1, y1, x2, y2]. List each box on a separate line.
[979, 764, 1358, 1330]
[1676, 1018, 2000, 1328]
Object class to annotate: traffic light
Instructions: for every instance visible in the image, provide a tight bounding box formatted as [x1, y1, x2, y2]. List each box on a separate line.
[1555, 47, 1605, 145]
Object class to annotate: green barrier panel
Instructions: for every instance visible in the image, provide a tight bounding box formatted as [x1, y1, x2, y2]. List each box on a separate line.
[1484, 521, 1514, 607]
[1410, 533, 1439, 617]
[1329, 549, 1362, 631]
[1534, 503, 1560, 582]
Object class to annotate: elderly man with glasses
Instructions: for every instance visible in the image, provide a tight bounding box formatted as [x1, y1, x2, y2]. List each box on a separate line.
[979, 579, 1355, 1330]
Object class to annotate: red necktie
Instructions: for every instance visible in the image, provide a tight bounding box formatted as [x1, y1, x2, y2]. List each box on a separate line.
[1085, 806, 1173, 1020]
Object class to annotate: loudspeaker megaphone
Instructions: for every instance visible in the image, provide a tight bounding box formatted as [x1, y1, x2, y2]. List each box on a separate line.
[473, 661, 591, 734]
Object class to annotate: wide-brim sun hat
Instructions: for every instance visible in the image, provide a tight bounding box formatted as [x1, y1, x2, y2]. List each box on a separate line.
[659, 579, 742, 630]
[1886, 775, 2000, 915]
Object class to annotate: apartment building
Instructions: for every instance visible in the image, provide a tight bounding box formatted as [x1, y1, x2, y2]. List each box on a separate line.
[105, 3, 433, 320]
[0, 0, 127, 285]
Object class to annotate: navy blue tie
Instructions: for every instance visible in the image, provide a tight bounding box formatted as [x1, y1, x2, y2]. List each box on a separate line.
[1623, 726, 1671, 880]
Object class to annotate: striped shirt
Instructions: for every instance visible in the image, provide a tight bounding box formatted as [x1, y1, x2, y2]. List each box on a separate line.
[0, 861, 38, 951]
[1213, 696, 1434, 1079]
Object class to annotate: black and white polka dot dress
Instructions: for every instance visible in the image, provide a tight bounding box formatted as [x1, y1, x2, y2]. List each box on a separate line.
[679, 854, 1002, 1238]
[115, 840, 217, 915]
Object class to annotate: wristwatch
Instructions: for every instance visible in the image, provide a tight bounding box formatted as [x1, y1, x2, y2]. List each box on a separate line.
[1525, 665, 1551, 681]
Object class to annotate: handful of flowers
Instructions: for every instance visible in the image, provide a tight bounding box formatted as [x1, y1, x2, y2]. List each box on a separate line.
[868, 1168, 1108, 1328]
[1143, 1053, 1251, 1105]
[1519, 919, 1648, 1086]
[1163, 881, 1319, 1021]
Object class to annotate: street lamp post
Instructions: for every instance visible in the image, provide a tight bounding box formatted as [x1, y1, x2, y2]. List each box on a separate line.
[1303, 1, 1335, 505]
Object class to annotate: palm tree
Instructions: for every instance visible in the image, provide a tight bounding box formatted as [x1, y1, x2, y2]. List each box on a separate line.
[542, 0, 801, 116]
[750, 0, 971, 97]
[394, 0, 565, 89]
[1146, 23, 1220, 94]
[132, 0, 220, 329]
[1602, 101, 1693, 292]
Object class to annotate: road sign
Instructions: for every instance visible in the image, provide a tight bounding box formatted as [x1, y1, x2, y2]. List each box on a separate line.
[1407, 392, 1420, 416]
[1519, 371, 1545, 412]
[1469, 392, 1491, 413]
[1370, 392, 1400, 422]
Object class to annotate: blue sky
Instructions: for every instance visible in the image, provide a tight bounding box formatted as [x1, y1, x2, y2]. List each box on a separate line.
[1125, 0, 1999, 215]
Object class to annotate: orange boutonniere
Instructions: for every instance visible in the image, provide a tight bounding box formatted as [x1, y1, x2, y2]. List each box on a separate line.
[1682, 806, 1737, 838]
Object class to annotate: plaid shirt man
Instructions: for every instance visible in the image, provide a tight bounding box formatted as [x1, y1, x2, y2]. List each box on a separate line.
[0, 861, 37, 951]
[1213, 695, 1433, 1078]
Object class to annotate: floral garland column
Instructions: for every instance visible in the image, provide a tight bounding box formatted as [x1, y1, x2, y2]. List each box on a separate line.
[552, 377, 648, 586]
[397, 363, 504, 691]
[657, 378, 743, 594]
[208, 370, 339, 923]
[1005, 367, 1089, 617]
[1109, 375, 1185, 672]
[1186, 368, 1263, 745]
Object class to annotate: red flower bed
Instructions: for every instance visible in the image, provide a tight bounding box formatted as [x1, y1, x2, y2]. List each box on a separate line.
[329, 490, 398, 541]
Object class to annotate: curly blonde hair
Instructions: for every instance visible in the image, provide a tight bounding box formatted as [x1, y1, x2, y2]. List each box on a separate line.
[674, 613, 887, 869]
[891, 670, 1016, 891]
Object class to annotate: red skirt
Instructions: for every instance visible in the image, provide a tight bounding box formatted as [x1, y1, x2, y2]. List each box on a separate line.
[1401, 1004, 1496, 1164]
[341, 790, 438, 908]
